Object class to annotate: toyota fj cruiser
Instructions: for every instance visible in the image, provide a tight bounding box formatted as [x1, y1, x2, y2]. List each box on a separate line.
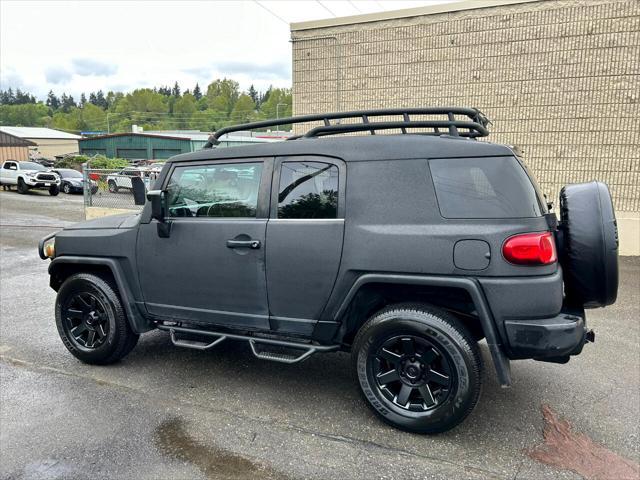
[39, 108, 619, 433]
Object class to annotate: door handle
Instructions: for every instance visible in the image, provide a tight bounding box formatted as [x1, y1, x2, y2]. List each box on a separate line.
[226, 239, 261, 249]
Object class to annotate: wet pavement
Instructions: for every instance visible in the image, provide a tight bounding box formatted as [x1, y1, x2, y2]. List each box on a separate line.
[1, 190, 638, 480]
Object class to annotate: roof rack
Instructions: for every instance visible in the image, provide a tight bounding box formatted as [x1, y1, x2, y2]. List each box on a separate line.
[203, 107, 490, 148]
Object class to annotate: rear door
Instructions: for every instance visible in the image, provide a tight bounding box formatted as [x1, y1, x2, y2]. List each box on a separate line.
[265, 156, 345, 334]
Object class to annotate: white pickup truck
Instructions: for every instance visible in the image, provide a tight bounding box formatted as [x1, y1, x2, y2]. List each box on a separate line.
[0, 160, 61, 195]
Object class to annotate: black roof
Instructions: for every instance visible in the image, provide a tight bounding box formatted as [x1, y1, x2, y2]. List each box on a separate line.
[168, 134, 513, 164]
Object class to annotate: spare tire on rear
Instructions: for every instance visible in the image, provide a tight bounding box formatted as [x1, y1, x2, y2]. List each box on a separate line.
[559, 181, 618, 308]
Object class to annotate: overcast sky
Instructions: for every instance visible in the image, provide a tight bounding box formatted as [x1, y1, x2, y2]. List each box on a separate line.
[0, 0, 453, 100]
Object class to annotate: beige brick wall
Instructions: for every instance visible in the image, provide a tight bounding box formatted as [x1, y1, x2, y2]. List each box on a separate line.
[291, 0, 640, 212]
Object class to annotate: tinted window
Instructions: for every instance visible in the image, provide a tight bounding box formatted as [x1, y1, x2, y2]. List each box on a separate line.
[56, 169, 82, 178]
[430, 157, 542, 218]
[167, 162, 262, 218]
[19, 162, 45, 171]
[278, 162, 338, 219]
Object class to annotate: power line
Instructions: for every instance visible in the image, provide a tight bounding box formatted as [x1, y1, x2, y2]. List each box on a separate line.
[348, 0, 362, 13]
[253, 0, 289, 25]
[316, 0, 336, 17]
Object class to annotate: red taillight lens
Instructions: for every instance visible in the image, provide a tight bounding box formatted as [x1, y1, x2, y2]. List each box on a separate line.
[503, 232, 557, 265]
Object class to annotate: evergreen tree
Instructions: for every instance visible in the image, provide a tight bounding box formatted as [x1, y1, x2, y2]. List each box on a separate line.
[171, 81, 181, 97]
[6, 88, 15, 104]
[89, 92, 98, 105]
[193, 83, 202, 101]
[80, 93, 87, 106]
[46, 90, 60, 109]
[96, 90, 107, 109]
[248, 85, 258, 105]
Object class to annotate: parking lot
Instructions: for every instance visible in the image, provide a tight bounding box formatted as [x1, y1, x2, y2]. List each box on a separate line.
[0, 190, 638, 480]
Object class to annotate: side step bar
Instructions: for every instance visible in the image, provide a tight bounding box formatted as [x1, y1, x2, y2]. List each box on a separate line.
[157, 324, 340, 364]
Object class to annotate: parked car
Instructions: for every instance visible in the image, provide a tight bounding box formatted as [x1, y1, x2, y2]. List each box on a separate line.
[39, 108, 618, 433]
[106, 167, 144, 193]
[1, 160, 60, 195]
[52, 168, 98, 195]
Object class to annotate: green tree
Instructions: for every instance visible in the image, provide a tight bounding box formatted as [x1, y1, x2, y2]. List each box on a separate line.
[193, 83, 202, 101]
[205, 78, 239, 116]
[259, 87, 292, 123]
[231, 94, 256, 124]
[173, 93, 197, 128]
[0, 103, 50, 126]
[114, 88, 167, 130]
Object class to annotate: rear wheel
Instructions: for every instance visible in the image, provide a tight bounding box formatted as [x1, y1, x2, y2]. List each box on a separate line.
[62, 183, 71, 194]
[55, 273, 139, 364]
[17, 178, 28, 194]
[352, 304, 482, 433]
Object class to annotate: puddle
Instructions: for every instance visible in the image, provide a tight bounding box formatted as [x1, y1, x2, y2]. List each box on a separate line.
[527, 404, 639, 480]
[155, 418, 287, 480]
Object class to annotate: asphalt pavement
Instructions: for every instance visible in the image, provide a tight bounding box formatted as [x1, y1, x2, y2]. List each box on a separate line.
[0, 189, 638, 480]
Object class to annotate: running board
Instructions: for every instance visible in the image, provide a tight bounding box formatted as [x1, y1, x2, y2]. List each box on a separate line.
[157, 324, 339, 364]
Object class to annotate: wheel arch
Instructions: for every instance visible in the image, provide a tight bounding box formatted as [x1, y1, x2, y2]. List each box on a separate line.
[49, 256, 152, 334]
[332, 274, 512, 387]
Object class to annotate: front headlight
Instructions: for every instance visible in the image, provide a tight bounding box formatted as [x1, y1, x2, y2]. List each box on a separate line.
[43, 237, 55, 258]
[25, 171, 37, 177]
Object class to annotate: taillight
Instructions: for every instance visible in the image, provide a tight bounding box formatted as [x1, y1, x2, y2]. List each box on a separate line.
[503, 232, 557, 265]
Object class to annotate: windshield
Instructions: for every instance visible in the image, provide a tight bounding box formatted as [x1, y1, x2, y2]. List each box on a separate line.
[57, 169, 83, 178]
[19, 162, 46, 171]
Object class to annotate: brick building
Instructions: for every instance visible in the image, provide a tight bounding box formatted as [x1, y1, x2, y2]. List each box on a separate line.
[291, 0, 639, 254]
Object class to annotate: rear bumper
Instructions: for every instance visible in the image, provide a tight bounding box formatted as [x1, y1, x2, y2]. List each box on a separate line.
[504, 305, 591, 360]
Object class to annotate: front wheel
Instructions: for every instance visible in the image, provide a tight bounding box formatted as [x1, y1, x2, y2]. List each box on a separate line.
[49, 185, 60, 196]
[55, 273, 139, 364]
[108, 180, 118, 193]
[17, 178, 28, 194]
[352, 304, 482, 433]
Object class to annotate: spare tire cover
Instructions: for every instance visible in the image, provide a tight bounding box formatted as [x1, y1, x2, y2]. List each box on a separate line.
[559, 181, 619, 308]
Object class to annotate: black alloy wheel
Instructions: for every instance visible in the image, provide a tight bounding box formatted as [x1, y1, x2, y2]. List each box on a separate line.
[62, 292, 110, 349]
[371, 335, 453, 411]
[55, 273, 139, 364]
[352, 304, 482, 433]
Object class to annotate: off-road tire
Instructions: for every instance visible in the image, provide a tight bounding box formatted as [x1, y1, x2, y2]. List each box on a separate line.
[352, 304, 482, 434]
[17, 178, 28, 194]
[55, 273, 139, 365]
[108, 180, 118, 193]
[49, 185, 60, 196]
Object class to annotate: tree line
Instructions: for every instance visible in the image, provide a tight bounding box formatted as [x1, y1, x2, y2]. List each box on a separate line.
[0, 79, 292, 134]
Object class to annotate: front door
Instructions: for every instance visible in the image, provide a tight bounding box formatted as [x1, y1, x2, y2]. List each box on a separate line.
[265, 156, 345, 335]
[137, 159, 272, 329]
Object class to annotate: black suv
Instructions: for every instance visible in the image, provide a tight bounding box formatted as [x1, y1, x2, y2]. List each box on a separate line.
[39, 108, 618, 433]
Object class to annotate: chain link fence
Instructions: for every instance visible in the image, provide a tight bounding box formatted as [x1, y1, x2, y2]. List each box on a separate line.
[82, 163, 162, 219]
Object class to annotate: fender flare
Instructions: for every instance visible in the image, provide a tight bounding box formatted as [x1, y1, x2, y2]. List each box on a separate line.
[48, 256, 152, 334]
[333, 273, 512, 387]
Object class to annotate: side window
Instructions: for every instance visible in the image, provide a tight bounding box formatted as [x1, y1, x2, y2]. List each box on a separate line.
[166, 162, 262, 218]
[278, 161, 339, 219]
[3, 162, 17, 170]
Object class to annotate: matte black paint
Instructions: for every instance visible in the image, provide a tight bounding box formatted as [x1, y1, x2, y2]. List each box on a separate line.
[45, 134, 595, 387]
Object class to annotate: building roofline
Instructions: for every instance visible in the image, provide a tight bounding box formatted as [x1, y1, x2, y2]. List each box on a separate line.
[79, 132, 190, 142]
[290, 0, 540, 31]
[0, 131, 37, 147]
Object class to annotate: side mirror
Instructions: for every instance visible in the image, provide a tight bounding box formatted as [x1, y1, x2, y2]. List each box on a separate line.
[147, 189, 172, 238]
[147, 189, 166, 221]
[132, 176, 146, 205]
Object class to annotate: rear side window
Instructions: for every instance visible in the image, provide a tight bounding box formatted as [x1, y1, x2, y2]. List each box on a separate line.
[278, 161, 339, 219]
[429, 157, 542, 219]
